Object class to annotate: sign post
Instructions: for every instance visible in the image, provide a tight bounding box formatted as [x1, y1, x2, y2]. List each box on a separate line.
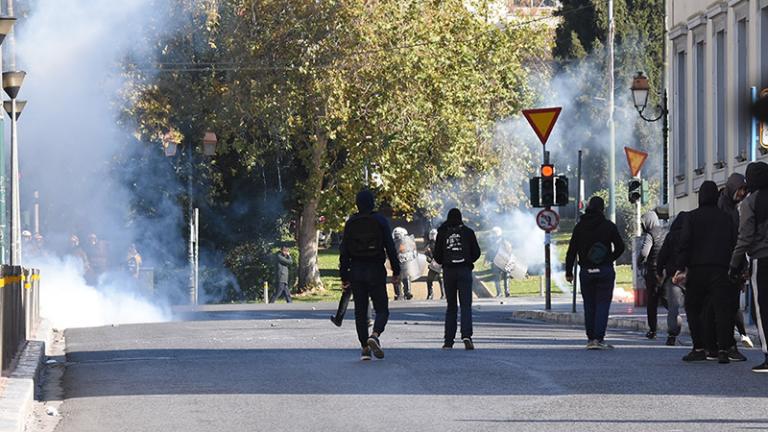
[523, 107, 562, 310]
[624, 146, 649, 307]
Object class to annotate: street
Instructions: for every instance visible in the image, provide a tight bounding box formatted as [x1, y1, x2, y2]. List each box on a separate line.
[38, 301, 768, 432]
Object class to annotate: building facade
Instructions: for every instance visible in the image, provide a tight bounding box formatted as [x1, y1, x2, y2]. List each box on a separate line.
[667, 0, 768, 214]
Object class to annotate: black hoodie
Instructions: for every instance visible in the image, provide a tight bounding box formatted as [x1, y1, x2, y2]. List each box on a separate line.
[676, 181, 736, 271]
[564, 207, 625, 275]
[434, 208, 481, 269]
[718, 173, 746, 229]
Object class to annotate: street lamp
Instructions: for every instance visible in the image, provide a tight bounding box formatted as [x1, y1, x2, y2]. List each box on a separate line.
[2, 70, 24, 266]
[0, 17, 15, 46]
[164, 130, 218, 305]
[630, 71, 669, 204]
[3, 99, 24, 119]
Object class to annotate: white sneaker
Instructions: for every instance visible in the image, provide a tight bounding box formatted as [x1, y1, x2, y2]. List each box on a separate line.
[586, 340, 599, 350]
[742, 334, 755, 348]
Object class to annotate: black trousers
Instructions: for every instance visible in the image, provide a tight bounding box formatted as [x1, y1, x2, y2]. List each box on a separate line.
[751, 258, 768, 355]
[645, 273, 668, 333]
[444, 266, 473, 342]
[349, 263, 390, 348]
[685, 267, 736, 352]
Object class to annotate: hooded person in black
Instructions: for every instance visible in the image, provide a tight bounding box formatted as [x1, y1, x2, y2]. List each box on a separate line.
[656, 212, 688, 345]
[674, 180, 738, 363]
[339, 190, 400, 360]
[565, 196, 625, 349]
[434, 208, 481, 350]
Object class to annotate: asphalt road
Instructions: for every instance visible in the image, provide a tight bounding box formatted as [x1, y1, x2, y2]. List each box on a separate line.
[44, 301, 768, 432]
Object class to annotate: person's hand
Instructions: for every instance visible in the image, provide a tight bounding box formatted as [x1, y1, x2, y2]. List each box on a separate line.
[565, 274, 573, 283]
[341, 281, 351, 291]
[391, 274, 401, 285]
[728, 266, 741, 284]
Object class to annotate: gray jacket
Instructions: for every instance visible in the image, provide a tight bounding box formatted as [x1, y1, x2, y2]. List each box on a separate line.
[731, 190, 768, 268]
[276, 252, 292, 284]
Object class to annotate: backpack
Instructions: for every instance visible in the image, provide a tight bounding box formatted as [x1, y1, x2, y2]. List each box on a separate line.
[345, 214, 384, 258]
[586, 242, 609, 265]
[443, 225, 466, 264]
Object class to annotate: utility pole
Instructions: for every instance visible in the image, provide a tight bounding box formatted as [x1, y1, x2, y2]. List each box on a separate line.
[608, 0, 616, 223]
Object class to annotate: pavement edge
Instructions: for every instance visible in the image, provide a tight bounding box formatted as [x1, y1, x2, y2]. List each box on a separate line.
[0, 320, 52, 432]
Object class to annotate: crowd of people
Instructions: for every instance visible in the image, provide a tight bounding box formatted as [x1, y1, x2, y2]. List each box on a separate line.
[567, 164, 768, 374]
[65, 233, 143, 285]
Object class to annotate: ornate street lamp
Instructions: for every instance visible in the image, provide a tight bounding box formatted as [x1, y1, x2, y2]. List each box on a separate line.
[629, 71, 669, 204]
[2, 70, 24, 265]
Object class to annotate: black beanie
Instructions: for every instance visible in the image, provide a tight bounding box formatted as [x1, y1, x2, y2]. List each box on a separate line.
[586, 196, 605, 213]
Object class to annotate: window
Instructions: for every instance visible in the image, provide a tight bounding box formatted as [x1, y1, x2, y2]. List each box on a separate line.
[695, 41, 706, 172]
[715, 30, 726, 165]
[737, 18, 749, 161]
[675, 50, 687, 178]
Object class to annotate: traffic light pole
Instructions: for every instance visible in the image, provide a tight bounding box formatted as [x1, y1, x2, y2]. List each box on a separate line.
[543, 149, 552, 311]
[635, 172, 642, 237]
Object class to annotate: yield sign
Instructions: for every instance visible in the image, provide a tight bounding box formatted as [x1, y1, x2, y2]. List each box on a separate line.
[522, 107, 562, 145]
[624, 147, 649, 177]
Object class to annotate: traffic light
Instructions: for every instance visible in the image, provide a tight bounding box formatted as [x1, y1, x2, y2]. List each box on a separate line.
[529, 177, 541, 208]
[540, 164, 555, 207]
[628, 177, 642, 204]
[555, 175, 569, 206]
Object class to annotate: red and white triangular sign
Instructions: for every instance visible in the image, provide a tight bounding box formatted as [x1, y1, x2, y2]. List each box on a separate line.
[522, 107, 562, 145]
[624, 147, 649, 177]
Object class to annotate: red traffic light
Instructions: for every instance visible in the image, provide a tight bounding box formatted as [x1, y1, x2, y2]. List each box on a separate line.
[541, 164, 554, 177]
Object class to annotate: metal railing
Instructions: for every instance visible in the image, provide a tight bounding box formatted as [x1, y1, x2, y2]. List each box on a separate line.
[1, 265, 40, 374]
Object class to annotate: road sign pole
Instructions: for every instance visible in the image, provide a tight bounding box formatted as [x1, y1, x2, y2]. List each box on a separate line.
[636, 172, 642, 237]
[545, 227, 552, 311]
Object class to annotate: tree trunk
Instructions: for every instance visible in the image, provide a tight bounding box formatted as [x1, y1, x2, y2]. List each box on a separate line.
[297, 134, 326, 290]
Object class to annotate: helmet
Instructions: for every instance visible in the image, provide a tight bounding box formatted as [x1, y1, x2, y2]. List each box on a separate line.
[21, 230, 32, 238]
[491, 226, 502, 237]
[392, 227, 408, 240]
[429, 229, 438, 241]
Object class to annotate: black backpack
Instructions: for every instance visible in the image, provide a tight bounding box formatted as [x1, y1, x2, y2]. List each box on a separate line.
[443, 225, 466, 264]
[345, 213, 384, 258]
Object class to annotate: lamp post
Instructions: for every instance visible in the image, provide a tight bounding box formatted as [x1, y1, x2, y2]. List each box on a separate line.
[165, 130, 217, 305]
[0, 16, 15, 264]
[630, 71, 669, 205]
[3, 70, 24, 266]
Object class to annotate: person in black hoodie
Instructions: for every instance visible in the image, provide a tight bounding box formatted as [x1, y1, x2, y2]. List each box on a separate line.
[656, 212, 688, 346]
[339, 190, 401, 361]
[718, 173, 754, 351]
[565, 196, 625, 349]
[674, 180, 738, 364]
[434, 208, 481, 350]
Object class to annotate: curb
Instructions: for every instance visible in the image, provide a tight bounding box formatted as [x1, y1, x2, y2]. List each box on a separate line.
[0, 320, 52, 432]
[511, 310, 691, 336]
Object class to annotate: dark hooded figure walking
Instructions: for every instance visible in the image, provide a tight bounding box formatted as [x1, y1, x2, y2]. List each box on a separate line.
[718, 173, 754, 350]
[730, 162, 768, 372]
[434, 208, 481, 350]
[674, 180, 738, 364]
[638, 211, 667, 340]
[565, 196, 625, 350]
[339, 190, 401, 361]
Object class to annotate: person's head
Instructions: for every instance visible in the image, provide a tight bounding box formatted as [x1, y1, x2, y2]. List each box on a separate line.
[491, 226, 502, 237]
[22, 230, 31, 242]
[355, 190, 375, 214]
[641, 211, 659, 233]
[428, 229, 437, 241]
[698, 180, 719, 207]
[446, 208, 463, 226]
[128, 243, 138, 254]
[585, 196, 605, 214]
[746, 161, 768, 192]
[281, 245, 289, 255]
[88, 233, 98, 245]
[725, 173, 748, 203]
[70, 234, 79, 247]
[392, 227, 408, 240]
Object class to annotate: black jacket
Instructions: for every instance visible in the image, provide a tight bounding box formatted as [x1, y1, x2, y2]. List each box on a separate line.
[676, 181, 736, 271]
[434, 215, 481, 269]
[565, 210, 625, 276]
[656, 212, 687, 279]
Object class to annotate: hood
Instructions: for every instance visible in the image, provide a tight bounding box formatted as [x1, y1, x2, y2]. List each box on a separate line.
[746, 162, 768, 192]
[446, 208, 463, 226]
[668, 211, 688, 233]
[586, 196, 605, 213]
[355, 190, 375, 213]
[578, 208, 606, 229]
[725, 173, 746, 198]
[641, 211, 659, 232]
[698, 181, 719, 207]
